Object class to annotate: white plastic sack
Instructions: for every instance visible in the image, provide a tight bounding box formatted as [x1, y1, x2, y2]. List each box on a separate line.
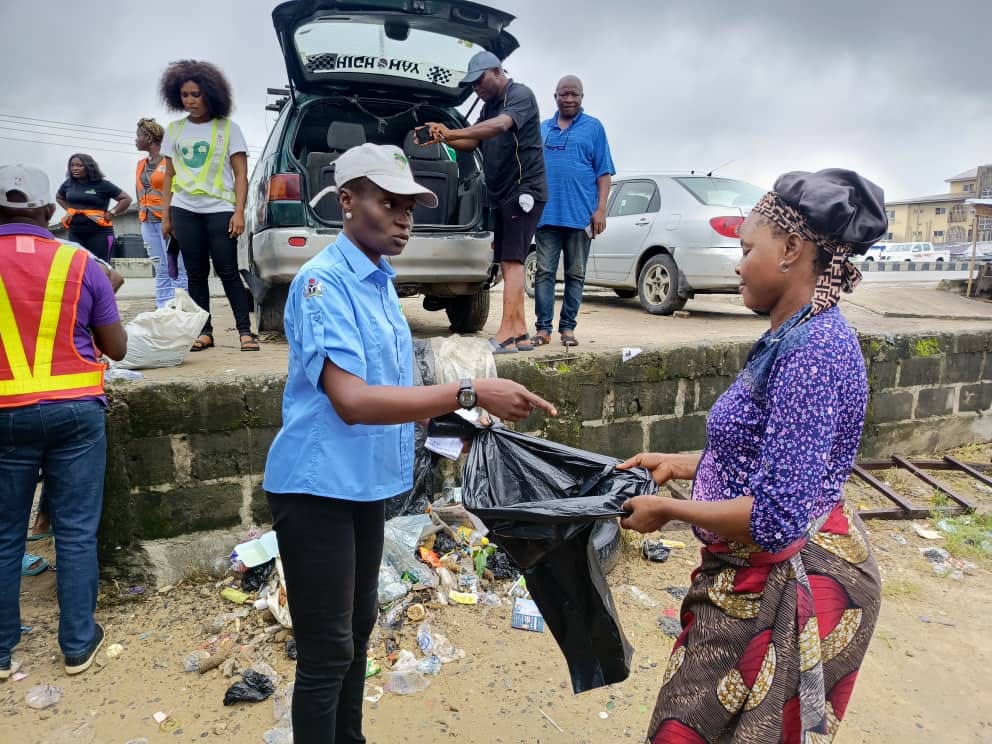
[111, 289, 208, 370]
[430, 335, 498, 384]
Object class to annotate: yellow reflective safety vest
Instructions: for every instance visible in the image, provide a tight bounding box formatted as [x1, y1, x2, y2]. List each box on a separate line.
[0, 236, 105, 407]
[167, 117, 236, 204]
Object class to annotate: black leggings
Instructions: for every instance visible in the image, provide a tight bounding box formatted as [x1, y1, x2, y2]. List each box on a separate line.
[169, 207, 251, 336]
[268, 493, 385, 744]
[67, 227, 114, 263]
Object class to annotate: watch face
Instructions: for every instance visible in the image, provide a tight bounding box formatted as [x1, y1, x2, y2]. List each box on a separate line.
[458, 389, 476, 408]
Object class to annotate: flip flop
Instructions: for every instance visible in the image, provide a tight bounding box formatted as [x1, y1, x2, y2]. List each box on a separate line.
[27, 530, 53, 542]
[531, 332, 552, 346]
[190, 334, 214, 352]
[514, 334, 534, 352]
[561, 332, 579, 347]
[240, 333, 261, 352]
[489, 337, 518, 354]
[22, 554, 48, 577]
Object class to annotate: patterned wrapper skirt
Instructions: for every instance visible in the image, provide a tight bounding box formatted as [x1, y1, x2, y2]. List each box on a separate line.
[647, 503, 881, 743]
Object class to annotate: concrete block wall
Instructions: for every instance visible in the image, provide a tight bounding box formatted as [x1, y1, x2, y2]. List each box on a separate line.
[99, 330, 992, 582]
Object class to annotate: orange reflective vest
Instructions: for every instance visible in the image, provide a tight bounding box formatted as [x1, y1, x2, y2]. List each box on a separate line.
[136, 157, 167, 222]
[60, 208, 112, 229]
[0, 236, 106, 408]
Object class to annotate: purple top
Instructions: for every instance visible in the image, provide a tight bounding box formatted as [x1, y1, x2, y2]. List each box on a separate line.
[691, 306, 868, 553]
[0, 222, 119, 404]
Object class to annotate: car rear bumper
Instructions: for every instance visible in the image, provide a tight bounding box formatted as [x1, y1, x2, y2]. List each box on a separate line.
[248, 227, 496, 288]
[677, 245, 741, 290]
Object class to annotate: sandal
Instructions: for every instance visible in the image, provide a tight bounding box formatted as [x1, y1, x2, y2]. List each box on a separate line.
[22, 553, 48, 577]
[514, 334, 535, 352]
[240, 334, 261, 352]
[560, 332, 579, 347]
[488, 337, 518, 355]
[190, 333, 214, 352]
[27, 529, 52, 543]
[531, 331, 552, 346]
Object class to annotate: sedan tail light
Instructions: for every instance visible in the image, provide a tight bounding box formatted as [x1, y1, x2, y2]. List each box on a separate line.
[267, 173, 302, 202]
[709, 216, 744, 238]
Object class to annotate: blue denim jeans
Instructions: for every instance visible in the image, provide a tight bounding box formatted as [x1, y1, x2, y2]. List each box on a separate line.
[0, 400, 106, 664]
[534, 226, 592, 333]
[142, 220, 187, 308]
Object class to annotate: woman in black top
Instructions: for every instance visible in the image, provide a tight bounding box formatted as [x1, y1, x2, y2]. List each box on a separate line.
[56, 153, 132, 261]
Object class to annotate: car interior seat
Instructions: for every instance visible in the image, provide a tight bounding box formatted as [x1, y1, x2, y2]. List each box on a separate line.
[307, 121, 367, 221]
[402, 130, 458, 225]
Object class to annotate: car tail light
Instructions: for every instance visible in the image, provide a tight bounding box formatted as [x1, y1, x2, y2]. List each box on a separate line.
[710, 216, 744, 238]
[288, 236, 307, 248]
[267, 173, 301, 202]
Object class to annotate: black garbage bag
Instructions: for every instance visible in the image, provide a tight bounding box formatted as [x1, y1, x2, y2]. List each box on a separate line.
[384, 339, 439, 520]
[462, 424, 656, 693]
[223, 669, 276, 705]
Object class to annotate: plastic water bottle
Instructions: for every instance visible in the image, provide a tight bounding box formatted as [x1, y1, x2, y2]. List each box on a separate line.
[25, 684, 61, 709]
[382, 670, 431, 695]
[416, 655, 442, 676]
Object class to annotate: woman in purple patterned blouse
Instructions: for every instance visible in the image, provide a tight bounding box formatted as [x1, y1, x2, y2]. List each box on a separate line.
[618, 169, 887, 744]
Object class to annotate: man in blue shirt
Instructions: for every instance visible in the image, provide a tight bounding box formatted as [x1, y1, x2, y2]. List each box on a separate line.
[532, 76, 615, 348]
[262, 143, 556, 744]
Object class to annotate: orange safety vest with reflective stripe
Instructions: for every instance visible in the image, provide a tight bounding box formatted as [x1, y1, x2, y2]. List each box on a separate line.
[136, 157, 167, 222]
[60, 207, 112, 229]
[0, 236, 106, 408]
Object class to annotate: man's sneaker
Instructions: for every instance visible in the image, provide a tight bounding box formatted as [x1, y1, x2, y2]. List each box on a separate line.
[0, 659, 21, 680]
[64, 624, 104, 675]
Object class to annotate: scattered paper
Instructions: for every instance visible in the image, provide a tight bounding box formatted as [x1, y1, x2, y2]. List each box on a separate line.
[11, 672, 27, 682]
[622, 347, 643, 363]
[425, 436, 464, 461]
[233, 531, 280, 568]
[912, 523, 943, 540]
[153, 711, 168, 724]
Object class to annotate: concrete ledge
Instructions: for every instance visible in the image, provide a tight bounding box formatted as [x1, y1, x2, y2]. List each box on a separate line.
[113, 257, 155, 278]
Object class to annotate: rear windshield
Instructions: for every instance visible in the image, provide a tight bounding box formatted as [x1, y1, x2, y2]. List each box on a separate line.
[294, 19, 483, 90]
[673, 177, 765, 208]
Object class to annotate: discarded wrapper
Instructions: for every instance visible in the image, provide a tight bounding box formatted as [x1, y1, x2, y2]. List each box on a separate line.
[511, 597, 545, 633]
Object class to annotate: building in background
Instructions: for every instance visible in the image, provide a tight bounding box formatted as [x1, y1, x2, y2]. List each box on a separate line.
[886, 165, 992, 244]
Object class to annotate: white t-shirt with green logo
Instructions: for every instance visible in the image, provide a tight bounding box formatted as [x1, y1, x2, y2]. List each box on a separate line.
[162, 117, 248, 214]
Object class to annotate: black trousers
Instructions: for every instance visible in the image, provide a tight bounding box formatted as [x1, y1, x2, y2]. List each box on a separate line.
[169, 207, 251, 336]
[268, 493, 385, 744]
[67, 225, 115, 263]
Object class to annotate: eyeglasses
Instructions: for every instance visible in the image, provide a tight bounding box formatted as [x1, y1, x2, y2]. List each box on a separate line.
[543, 128, 571, 151]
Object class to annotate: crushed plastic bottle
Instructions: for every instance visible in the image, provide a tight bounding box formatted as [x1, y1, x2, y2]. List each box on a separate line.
[416, 655, 442, 676]
[627, 585, 659, 608]
[431, 632, 465, 663]
[25, 684, 61, 709]
[416, 622, 433, 654]
[382, 670, 431, 695]
[378, 564, 410, 605]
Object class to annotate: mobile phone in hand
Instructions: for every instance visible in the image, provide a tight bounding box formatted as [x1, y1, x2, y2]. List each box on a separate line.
[414, 125, 433, 146]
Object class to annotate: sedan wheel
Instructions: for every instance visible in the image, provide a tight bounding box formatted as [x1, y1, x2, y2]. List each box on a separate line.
[637, 253, 686, 315]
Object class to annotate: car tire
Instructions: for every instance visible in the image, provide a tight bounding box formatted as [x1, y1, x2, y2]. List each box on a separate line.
[524, 251, 537, 298]
[592, 519, 622, 575]
[256, 283, 288, 334]
[446, 290, 491, 333]
[613, 288, 637, 299]
[864, 256, 874, 262]
[637, 253, 686, 315]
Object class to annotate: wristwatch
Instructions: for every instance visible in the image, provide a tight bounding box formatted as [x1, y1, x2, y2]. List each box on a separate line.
[457, 378, 477, 409]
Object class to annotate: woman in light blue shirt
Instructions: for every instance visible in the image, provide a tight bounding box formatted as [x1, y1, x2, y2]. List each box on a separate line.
[263, 143, 556, 744]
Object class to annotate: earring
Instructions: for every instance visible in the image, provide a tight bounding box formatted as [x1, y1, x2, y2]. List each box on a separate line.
[779, 261, 790, 273]
[345, 211, 353, 220]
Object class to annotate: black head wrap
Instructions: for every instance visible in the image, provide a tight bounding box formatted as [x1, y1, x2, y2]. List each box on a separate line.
[752, 168, 888, 314]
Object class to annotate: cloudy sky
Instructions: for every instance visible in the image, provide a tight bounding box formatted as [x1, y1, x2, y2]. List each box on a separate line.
[1, 0, 989, 204]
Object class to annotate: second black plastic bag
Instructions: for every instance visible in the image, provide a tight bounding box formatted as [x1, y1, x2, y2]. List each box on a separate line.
[462, 424, 657, 693]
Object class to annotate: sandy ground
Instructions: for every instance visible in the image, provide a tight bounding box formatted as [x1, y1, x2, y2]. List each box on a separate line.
[6, 445, 992, 744]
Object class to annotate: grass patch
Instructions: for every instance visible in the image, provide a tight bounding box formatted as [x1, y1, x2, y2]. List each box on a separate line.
[881, 577, 922, 599]
[931, 511, 992, 563]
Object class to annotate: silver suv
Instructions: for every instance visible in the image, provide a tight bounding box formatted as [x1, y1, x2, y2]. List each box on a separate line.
[240, 0, 520, 333]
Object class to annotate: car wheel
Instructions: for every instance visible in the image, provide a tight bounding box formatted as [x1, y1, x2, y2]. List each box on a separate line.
[936, 257, 944, 262]
[613, 288, 637, 299]
[524, 251, 537, 298]
[864, 256, 874, 262]
[592, 519, 622, 575]
[256, 283, 288, 334]
[446, 290, 491, 333]
[637, 254, 686, 315]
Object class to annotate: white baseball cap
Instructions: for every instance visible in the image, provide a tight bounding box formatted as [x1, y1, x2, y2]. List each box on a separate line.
[0, 165, 52, 209]
[334, 144, 438, 208]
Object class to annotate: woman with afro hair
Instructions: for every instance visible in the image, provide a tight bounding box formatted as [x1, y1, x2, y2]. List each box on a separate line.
[159, 59, 258, 351]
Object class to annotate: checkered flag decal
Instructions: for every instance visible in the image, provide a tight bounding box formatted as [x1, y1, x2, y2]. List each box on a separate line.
[306, 53, 337, 72]
[428, 66, 453, 85]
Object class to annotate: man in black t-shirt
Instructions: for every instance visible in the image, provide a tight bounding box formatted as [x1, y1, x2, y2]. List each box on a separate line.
[423, 51, 547, 354]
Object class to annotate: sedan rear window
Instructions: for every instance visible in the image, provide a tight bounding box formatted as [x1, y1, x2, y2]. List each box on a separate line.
[674, 177, 765, 208]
